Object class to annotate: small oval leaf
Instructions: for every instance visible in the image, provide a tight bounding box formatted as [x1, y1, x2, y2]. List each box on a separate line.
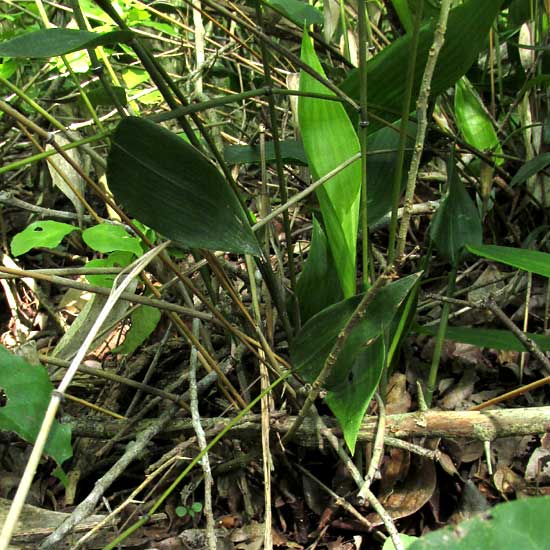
[11, 220, 77, 257]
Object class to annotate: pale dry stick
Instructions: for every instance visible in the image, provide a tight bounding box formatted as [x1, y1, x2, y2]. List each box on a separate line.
[0, 241, 170, 550]
[395, 0, 453, 259]
[189, 318, 216, 550]
[358, 394, 386, 500]
[520, 272, 533, 383]
[192, 0, 205, 95]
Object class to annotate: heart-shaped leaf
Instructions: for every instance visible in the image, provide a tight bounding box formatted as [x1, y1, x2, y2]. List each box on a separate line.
[107, 117, 261, 256]
[11, 220, 77, 257]
[0, 28, 133, 58]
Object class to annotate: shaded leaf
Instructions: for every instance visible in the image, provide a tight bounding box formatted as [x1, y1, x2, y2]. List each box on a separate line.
[295, 218, 343, 324]
[224, 139, 308, 166]
[0, 347, 72, 466]
[11, 220, 77, 257]
[0, 28, 133, 58]
[510, 152, 550, 186]
[341, 0, 504, 132]
[467, 244, 550, 277]
[430, 158, 482, 265]
[107, 117, 261, 256]
[264, 0, 323, 26]
[113, 306, 161, 355]
[299, 31, 361, 297]
[415, 324, 550, 353]
[291, 274, 420, 390]
[326, 338, 385, 454]
[409, 495, 550, 550]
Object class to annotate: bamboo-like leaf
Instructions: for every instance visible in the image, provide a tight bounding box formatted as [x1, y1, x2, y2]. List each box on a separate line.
[467, 244, 550, 278]
[326, 338, 385, 454]
[454, 77, 502, 163]
[299, 31, 361, 297]
[0, 28, 133, 58]
[430, 158, 482, 266]
[341, 0, 504, 131]
[107, 117, 261, 256]
[291, 273, 420, 389]
[510, 153, 550, 187]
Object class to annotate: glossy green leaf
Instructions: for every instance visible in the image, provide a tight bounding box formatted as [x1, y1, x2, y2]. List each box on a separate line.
[415, 324, 550, 352]
[299, 31, 361, 297]
[430, 158, 482, 265]
[82, 223, 142, 257]
[454, 77, 502, 163]
[295, 218, 343, 324]
[11, 220, 77, 257]
[224, 139, 308, 166]
[107, 117, 261, 256]
[0, 346, 72, 466]
[291, 273, 420, 390]
[113, 305, 161, 355]
[0, 28, 133, 58]
[326, 338, 385, 454]
[391, 0, 414, 33]
[510, 152, 550, 187]
[409, 495, 550, 550]
[264, 0, 323, 26]
[85, 251, 134, 288]
[467, 244, 550, 278]
[341, 0, 504, 131]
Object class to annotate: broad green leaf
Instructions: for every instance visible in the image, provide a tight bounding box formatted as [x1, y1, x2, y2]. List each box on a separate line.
[82, 223, 142, 257]
[291, 273, 420, 389]
[430, 158, 482, 265]
[409, 495, 550, 550]
[510, 152, 550, 187]
[384, 534, 418, 550]
[454, 77, 502, 163]
[0, 346, 72, 466]
[299, 31, 361, 297]
[366, 122, 416, 226]
[224, 139, 308, 166]
[84, 85, 127, 108]
[326, 338, 385, 454]
[467, 244, 550, 278]
[295, 218, 343, 324]
[0, 28, 133, 58]
[11, 220, 77, 257]
[85, 251, 134, 288]
[415, 324, 550, 352]
[341, 0, 504, 132]
[264, 0, 323, 26]
[391, 0, 414, 33]
[107, 117, 261, 256]
[113, 305, 161, 355]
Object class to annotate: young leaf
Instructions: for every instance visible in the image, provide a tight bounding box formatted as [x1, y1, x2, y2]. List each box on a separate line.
[325, 338, 385, 454]
[0, 346, 72, 466]
[295, 218, 343, 324]
[466, 244, 550, 278]
[341, 0, 504, 131]
[107, 117, 261, 256]
[430, 158, 482, 265]
[11, 220, 77, 257]
[82, 223, 142, 257]
[299, 31, 361, 297]
[291, 273, 420, 389]
[0, 28, 133, 58]
[454, 77, 502, 163]
[113, 306, 161, 355]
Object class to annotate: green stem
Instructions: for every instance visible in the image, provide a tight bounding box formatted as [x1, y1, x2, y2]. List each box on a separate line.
[426, 265, 456, 406]
[357, 0, 369, 290]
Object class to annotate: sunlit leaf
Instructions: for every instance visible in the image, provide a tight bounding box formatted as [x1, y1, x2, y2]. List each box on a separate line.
[82, 223, 142, 257]
[11, 220, 77, 257]
[113, 306, 161, 355]
[299, 31, 361, 297]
